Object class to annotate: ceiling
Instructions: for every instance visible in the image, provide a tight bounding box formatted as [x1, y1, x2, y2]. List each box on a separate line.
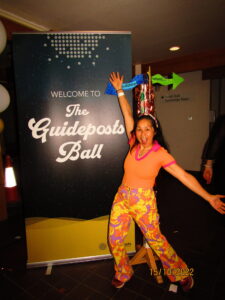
[0, 0, 225, 65]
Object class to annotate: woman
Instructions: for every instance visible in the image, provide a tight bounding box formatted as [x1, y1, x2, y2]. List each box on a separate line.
[108, 72, 225, 291]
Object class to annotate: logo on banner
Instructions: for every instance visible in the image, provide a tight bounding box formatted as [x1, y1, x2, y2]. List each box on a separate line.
[15, 32, 129, 164]
[29, 33, 126, 162]
[28, 103, 125, 163]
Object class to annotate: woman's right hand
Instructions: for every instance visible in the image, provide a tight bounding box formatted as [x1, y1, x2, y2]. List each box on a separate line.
[109, 72, 124, 91]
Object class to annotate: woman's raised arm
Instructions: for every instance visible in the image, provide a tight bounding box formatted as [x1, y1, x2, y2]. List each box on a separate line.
[109, 72, 134, 139]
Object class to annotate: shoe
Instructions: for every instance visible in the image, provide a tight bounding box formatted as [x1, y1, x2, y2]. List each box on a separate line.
[112, 277, 125, 288]
[180, 276, 194, 292]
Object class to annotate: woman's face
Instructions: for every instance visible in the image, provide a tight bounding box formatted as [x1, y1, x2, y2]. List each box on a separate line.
[135, 119, 155, 147]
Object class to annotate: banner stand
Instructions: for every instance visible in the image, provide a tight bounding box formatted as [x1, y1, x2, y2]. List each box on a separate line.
[13, 31, 135, 266]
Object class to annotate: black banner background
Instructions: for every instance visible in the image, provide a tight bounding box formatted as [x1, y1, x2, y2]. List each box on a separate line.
[13, 32, 132, 219]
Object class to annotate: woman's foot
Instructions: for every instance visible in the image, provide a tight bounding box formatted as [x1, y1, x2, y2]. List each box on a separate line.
[180, 276, 194, 292]
[112, 277, 125, 288]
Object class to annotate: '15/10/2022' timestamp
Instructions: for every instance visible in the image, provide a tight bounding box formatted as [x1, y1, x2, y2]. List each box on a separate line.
[150, 268, 194, 276]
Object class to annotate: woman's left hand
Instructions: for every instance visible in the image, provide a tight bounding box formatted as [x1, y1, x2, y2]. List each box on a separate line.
[208, 195, 225, 214]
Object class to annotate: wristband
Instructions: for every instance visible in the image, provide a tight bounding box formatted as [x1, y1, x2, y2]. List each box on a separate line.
[116, 89, 123, 92]
[117, 92, 125, 97]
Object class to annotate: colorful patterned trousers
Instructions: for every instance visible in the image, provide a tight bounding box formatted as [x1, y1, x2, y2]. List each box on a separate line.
[108, 185, 188, 283]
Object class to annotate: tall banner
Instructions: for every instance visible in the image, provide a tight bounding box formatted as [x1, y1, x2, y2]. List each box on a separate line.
[13, 31, 135, 265]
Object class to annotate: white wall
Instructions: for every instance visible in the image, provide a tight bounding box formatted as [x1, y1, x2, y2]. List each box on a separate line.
[155, 71, 210, 171]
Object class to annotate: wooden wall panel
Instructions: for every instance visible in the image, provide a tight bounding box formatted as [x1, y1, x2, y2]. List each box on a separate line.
[142, 48, 225, 76]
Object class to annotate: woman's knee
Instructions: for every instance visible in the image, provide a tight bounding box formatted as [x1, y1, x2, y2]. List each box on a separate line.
[108, 234, 124, 249]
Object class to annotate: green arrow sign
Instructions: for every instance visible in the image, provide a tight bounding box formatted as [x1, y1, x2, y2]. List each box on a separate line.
[151, 73, 184, 89]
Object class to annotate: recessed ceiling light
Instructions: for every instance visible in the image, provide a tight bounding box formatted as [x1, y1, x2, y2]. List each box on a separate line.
[169, 46, 180, 51]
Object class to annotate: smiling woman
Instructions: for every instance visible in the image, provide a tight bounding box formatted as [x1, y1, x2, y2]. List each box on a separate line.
[135, 118, 155, 148]
[106, 72, 225, 291]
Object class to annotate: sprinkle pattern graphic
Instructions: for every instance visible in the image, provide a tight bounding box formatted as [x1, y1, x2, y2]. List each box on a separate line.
[43, 33, 110, 68]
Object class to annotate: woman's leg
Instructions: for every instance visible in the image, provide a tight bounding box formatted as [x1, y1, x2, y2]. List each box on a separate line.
[130, 188, 189, 282]
[108, 186, 133, 283]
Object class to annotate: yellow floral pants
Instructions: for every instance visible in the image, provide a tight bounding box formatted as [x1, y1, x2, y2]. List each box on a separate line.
[108, 185, 188, 283]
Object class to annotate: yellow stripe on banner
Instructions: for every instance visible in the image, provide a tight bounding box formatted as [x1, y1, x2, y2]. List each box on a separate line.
[25, 216, 135, 264]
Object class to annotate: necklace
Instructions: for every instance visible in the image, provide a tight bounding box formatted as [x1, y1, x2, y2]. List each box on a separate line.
[135, 144, 153, 160]
[138, 146, 151, 157]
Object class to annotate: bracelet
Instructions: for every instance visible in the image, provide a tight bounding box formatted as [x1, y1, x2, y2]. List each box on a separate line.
[117, 92, 125, 97]
[116, 89, 123, 92]
[204, 164, 212, 168]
